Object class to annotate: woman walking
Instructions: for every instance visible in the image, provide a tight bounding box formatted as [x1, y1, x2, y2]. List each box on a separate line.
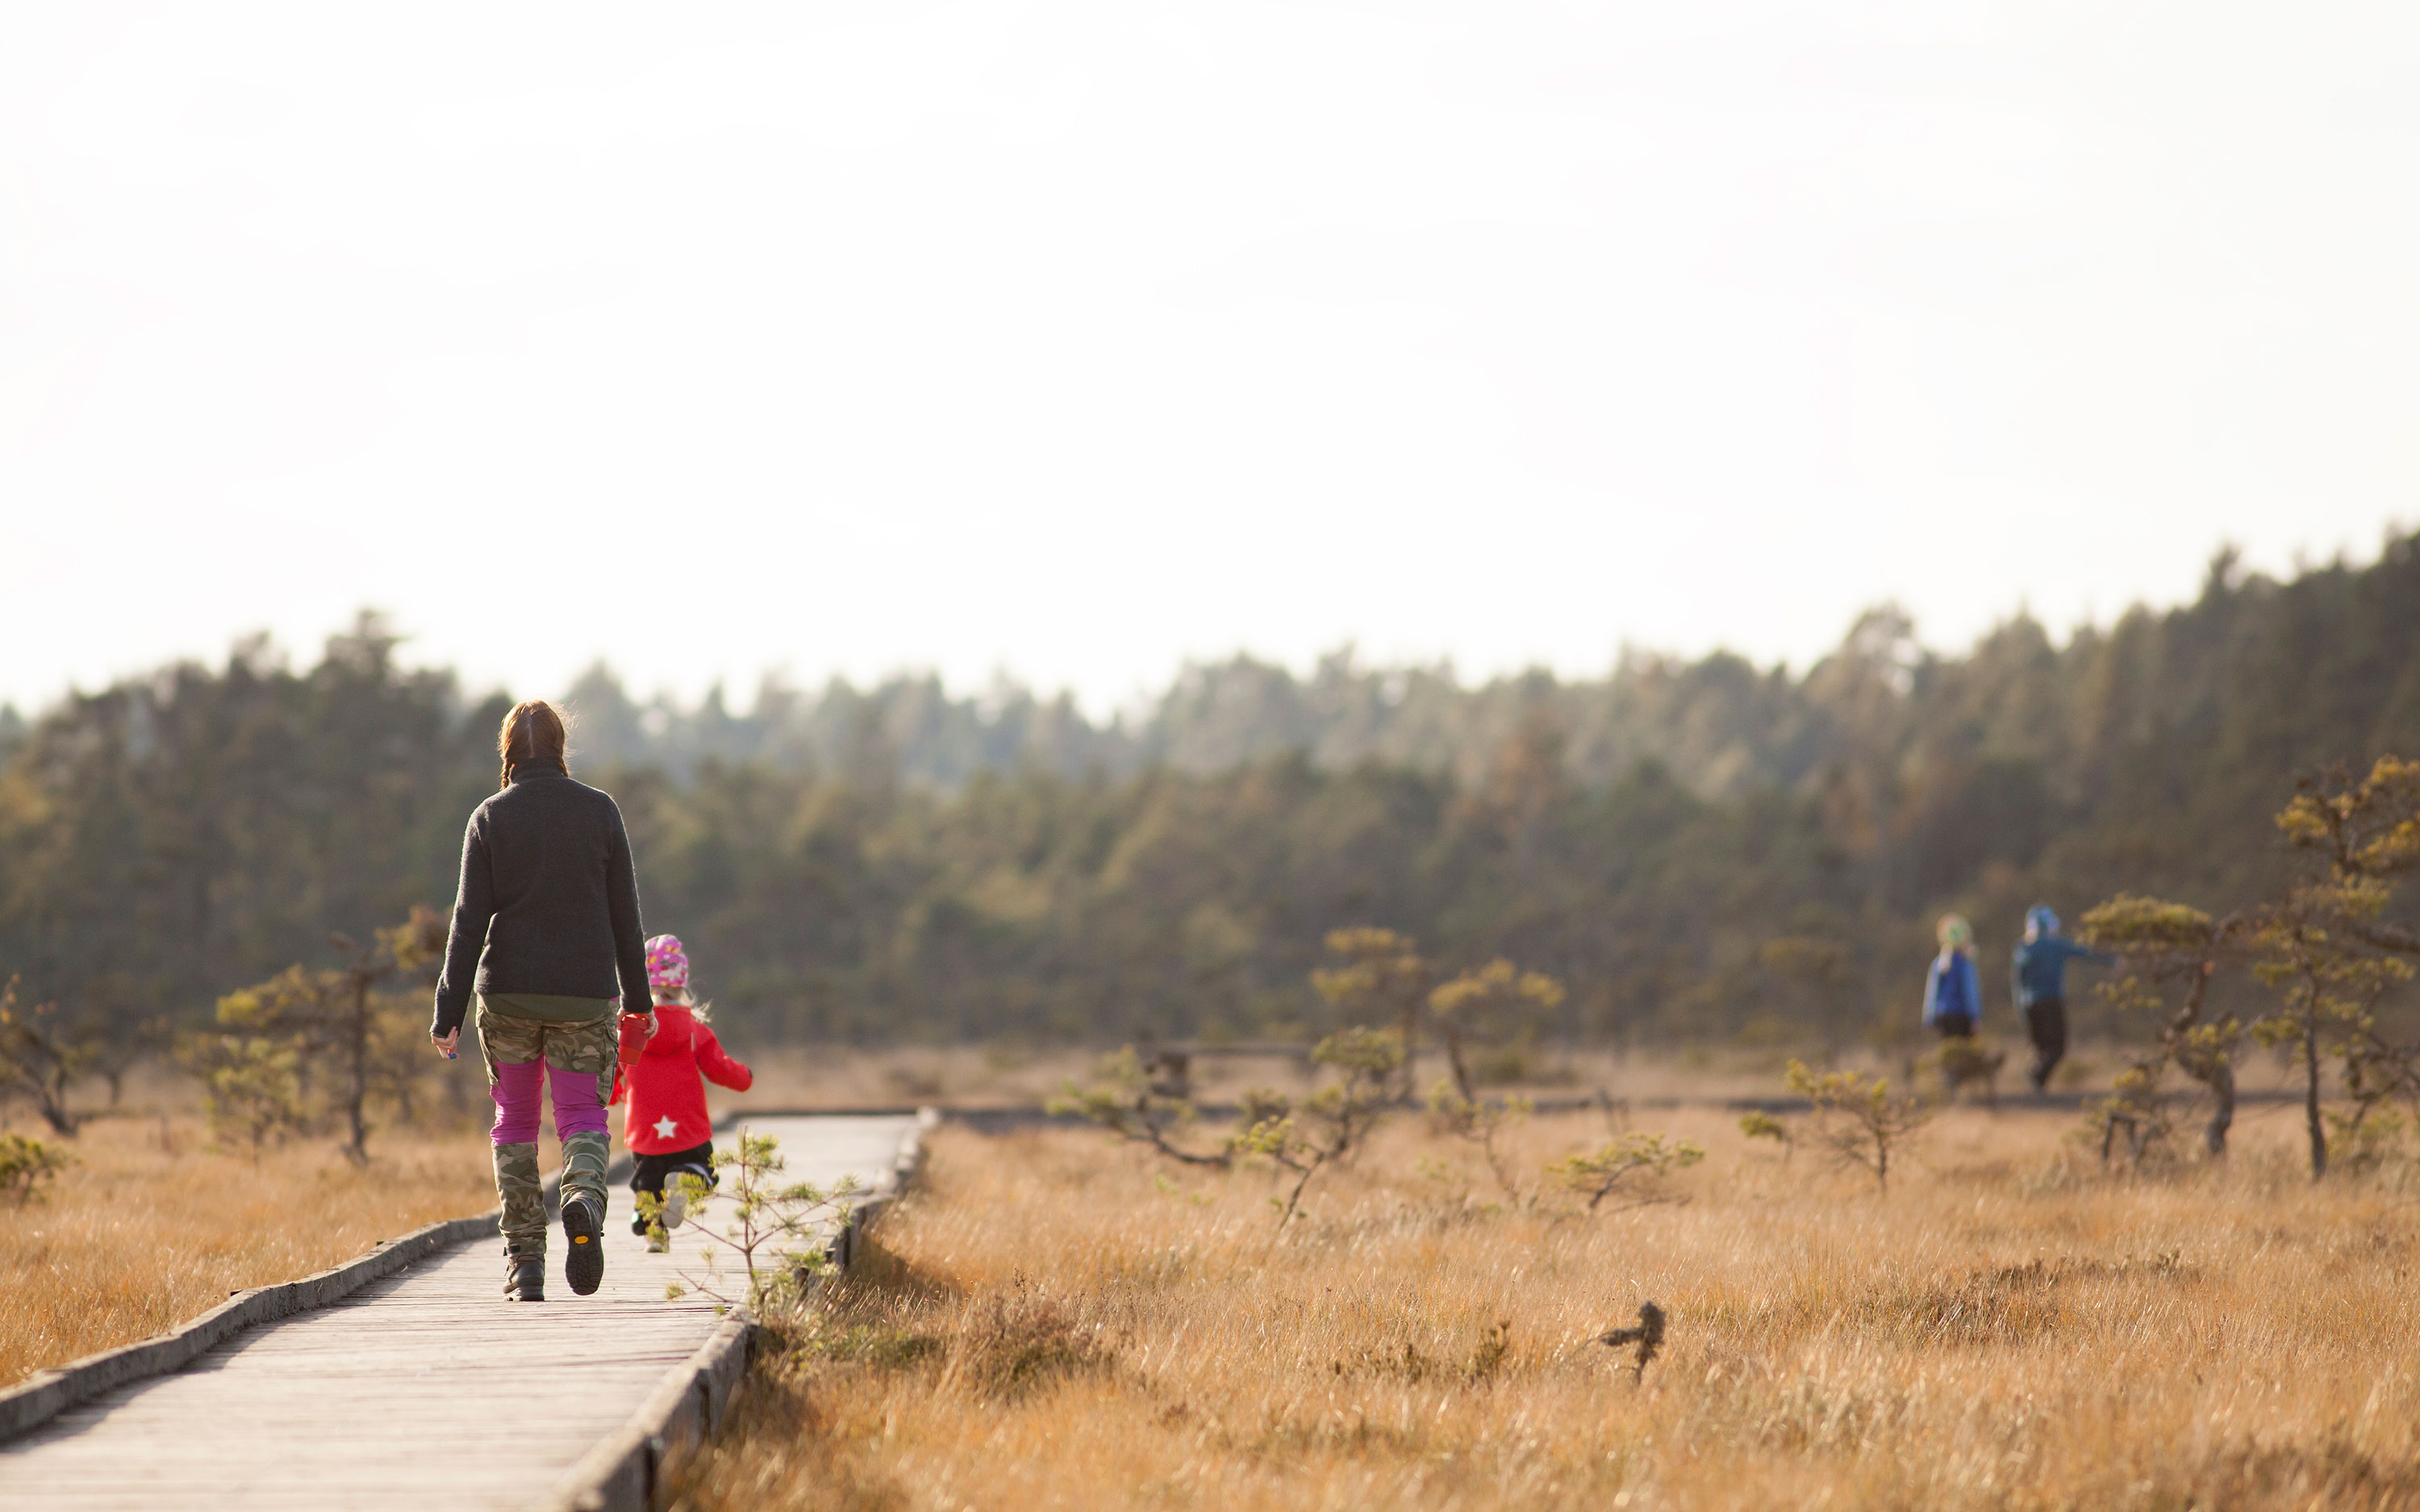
[1921, 914, 1982, 1039]
[429, 700, 657, 1303]
[1921, 913, 1984, 1096]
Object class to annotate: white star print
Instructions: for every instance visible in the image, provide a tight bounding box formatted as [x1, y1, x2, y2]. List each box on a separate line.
[652, 1116, 679, 1139]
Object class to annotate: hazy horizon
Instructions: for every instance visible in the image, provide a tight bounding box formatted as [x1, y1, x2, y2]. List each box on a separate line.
[6, 525, 2405, 726]
[6, 3, 2416, 718]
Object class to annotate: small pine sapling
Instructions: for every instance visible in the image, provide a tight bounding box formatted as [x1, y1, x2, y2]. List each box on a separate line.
[1233, 1026, 1404, 1224]
[1926, 1037, 2007, 1104]
[2089, 1062, 2181, 1170]
[1738, 1109, 1795, 1161]
[0, 1132, 70, 1205]
[1784, 1059, 1930, 1194]
[664, 1128, 861, 1319]
[1048, 1047, 1234, 1169]
[2329, 1031, 2420, 1171]
[1546, 1131, 1703, 1213]
[177, 1035, 309, 1160]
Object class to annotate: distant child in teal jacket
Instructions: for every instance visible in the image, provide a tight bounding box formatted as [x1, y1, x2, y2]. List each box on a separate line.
[2011, 906, 2111, 1092]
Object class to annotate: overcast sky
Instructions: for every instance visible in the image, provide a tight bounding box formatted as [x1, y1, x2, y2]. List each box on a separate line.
[3, 2, 2414, 716]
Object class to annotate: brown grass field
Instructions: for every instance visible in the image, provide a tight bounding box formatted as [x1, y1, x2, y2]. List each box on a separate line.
[9, 1047, 2417, 1509]
[1, 1080, 500, 1389]
[669, 1098, 2420, 1512]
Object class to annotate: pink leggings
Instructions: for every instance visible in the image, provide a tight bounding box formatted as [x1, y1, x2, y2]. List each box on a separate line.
[489, 1060, 610, 1146]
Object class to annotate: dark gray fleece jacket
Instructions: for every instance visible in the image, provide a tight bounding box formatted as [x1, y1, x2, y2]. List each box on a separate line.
[430, 760, 653, 1037]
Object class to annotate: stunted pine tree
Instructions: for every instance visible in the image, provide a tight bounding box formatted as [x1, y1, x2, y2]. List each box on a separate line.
[1546, 1131, 1703, 1213]
[214, 906, 449, 1163]
[2080, 757, 2420, 1179]
[1047, 1046, 1230, 1168]
[2077, 897, 2238, 1160]
[0, 977, 93, 1136]
[178, 1035, 307, 1160]
[1784, 1059, 1930, 1194]
[1312, 928, 1431, 1102]
[1428, 960, 1564, 1100]
[1234, 1026, 1404, 1224]
[661, 1130, 859, 1319]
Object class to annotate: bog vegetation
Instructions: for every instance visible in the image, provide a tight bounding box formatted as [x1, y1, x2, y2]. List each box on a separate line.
[0, 1102, 495, 1389]
[4, 536, 2418, 1066]
[2, 537, 2417, 1505]
[666, 1114, 2420, 1512]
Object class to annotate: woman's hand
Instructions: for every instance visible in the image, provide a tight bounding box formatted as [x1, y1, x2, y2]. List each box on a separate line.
[431, 1027, 461, 1060]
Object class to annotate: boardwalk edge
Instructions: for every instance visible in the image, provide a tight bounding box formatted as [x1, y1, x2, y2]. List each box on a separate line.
[0, 1208, 499, 1444]
[536, 1106, 942, 1512]
[0, 1158, 620, 1447]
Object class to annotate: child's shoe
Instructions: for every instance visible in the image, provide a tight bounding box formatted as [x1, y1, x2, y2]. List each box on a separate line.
[661, 1184, 689, 1232]
[646, 1228, 671, 1254]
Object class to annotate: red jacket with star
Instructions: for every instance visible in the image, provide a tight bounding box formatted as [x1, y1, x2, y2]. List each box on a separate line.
[610, 1003, 752, 1154]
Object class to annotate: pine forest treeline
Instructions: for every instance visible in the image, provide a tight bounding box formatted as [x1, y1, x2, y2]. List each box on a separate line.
[4, 536, 2419, 1052]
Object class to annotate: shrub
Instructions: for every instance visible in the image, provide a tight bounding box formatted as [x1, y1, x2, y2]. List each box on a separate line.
[1546, 1132, 1703, 1213]
[0, 1132, 70, 1205]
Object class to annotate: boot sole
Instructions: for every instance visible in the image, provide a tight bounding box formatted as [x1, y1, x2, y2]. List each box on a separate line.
[564, 1198, 606, 1296]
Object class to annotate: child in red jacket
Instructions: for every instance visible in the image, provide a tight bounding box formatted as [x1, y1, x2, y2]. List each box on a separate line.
[611, 934, 752, 1243]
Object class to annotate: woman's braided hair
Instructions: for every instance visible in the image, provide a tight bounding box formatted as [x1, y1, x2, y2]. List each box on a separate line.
[496, 699, 570, 790]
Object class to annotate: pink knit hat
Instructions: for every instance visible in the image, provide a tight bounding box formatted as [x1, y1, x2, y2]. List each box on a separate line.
[645, 934, 689, 996]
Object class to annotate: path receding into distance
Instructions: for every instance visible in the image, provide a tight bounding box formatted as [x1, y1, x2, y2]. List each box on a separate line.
[0, 1114, 922, 1512]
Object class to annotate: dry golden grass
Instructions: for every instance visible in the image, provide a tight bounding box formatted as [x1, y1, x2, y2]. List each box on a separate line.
[670, 1103, 2420, 1512]
[730, 1039, 2303, 1118]
[0, 1094, 504, 1389]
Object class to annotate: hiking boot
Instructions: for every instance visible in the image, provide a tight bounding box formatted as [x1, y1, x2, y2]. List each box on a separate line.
[504, 1248, 544, 1302]
[562, 1192, 606, 1296]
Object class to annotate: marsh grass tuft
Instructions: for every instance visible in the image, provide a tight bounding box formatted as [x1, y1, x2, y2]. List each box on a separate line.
[950, 1279, 1114, 1401]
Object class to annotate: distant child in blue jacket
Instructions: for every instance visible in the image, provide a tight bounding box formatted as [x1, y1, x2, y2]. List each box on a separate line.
[1922, 914, 1981, 1041]
[2011, 906, 2111, 1092]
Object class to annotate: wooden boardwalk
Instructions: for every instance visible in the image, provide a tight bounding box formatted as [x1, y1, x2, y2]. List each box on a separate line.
[0, 1114, 924, 1512]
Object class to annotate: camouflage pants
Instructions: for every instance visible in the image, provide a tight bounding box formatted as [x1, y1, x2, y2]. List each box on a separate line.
[478, 1002, 616, 1255]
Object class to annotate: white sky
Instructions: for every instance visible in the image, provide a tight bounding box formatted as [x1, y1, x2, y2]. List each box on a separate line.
[3, 2, 2415, 716]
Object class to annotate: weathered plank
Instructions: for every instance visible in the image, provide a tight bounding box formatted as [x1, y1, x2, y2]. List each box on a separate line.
[0, 1114, 928, 1512]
